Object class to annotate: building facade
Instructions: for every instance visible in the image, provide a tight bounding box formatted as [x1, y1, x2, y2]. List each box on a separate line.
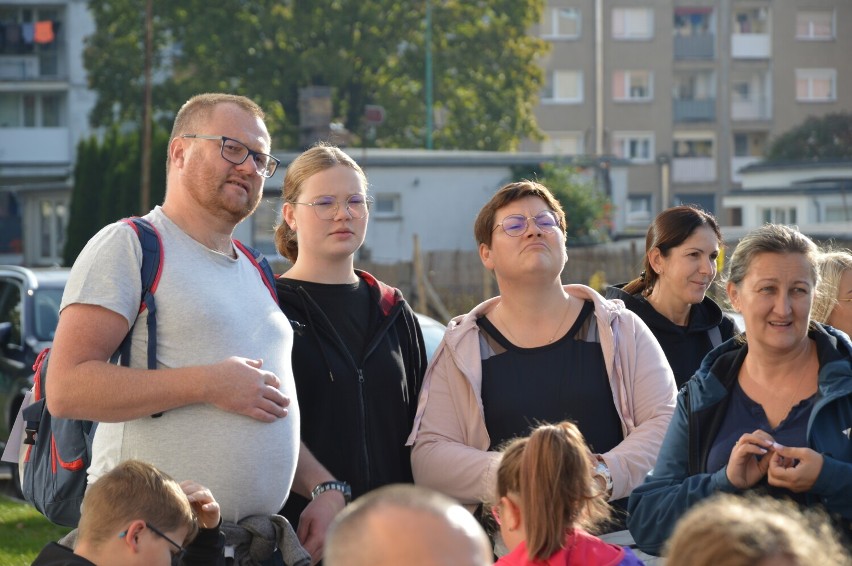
[524, 0, 852, 233]
[0, 0, 95, 266]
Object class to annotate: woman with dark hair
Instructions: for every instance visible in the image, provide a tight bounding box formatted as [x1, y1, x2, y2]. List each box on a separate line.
[606, 205, 736, 387]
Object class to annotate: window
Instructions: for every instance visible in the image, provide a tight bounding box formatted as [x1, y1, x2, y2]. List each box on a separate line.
[796, 10, 834, 40]
[612, 132, 654, 162]
[542, 7, 580, 38]
[0, 6, 63, 77]
[825, 206, 851, 222]
[760, 207, 796, 225]
[796, 69, 836, 102]
[541, 132, 584, 156]
[674, 138, 713, 158]
[613, 71, 652, 101]
[733, 8, 769, 34]
[612, 8, 653, 39]
[627, 196, 652, 224]
[373, 193, 400, 218]
[38, 197, 67, 263]
[674, 193, 715, 215]
[0, 92, 66, 128]
[542, 70, 583, 103]
[674, 7, 712, 36]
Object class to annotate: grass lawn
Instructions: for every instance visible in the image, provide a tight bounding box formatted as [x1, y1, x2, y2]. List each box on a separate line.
[0, 496, 71, 566]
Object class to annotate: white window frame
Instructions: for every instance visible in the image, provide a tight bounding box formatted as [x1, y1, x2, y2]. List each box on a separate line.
[796, 10, 834, 40]
[612, 8, 654, 40]
[541, 7, 581, 39]
[796, 69, 836, 102]
[540, 132, 584, 156]
[627, 195, 652, 224]
[372, 193, 401, 219]
[612, 132, 654, 163]
[542, 70, 583, 104]
[613, 71, 653, 102]
[760, 206, 797, 225]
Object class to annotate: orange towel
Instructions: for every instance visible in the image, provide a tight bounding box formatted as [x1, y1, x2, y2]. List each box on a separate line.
[34, 21, 54, 44]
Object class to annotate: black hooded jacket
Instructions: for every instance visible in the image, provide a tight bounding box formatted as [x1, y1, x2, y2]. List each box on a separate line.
[605, 284, 737, 388]
[277, 270, 426, 526]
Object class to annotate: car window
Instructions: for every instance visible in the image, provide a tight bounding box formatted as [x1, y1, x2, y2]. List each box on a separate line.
[34, 288, 63, 341]
[0, 278, 23, 352]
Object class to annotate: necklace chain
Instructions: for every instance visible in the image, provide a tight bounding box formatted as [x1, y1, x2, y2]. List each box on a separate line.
[496, 300, 571, 347]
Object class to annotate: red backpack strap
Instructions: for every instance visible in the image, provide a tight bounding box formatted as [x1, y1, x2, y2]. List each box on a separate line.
[233, 239, 278, 305]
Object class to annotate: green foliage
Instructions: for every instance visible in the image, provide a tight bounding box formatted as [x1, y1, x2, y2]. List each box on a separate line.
[766, 112, 852, 161]
[535, 163, 612, 246]
[83, 0, 548, 150]
[0, 496, 71, 565]
[63, 125, 169, 266]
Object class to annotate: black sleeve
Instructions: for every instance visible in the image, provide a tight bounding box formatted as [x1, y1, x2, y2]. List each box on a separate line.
[181, 527, 225, 566]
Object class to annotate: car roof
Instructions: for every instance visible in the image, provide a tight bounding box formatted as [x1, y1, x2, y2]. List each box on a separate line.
[0, 265, 71, 289]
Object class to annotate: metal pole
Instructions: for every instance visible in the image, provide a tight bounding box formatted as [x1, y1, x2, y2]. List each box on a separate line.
[140, 0, 153, 213]
[425, 0, 433, 149]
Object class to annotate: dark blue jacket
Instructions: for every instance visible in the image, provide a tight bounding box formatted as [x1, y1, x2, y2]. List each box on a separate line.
[627, 324, 852, 556]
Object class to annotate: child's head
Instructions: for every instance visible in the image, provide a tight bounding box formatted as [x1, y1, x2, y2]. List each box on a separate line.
[494, 421, 611, 562]
[78, 460, 197, 551]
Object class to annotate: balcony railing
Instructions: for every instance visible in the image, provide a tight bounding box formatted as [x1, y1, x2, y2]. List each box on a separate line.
[674, 34, 715, 60]
[731, 34, 771, 58]
[731, 96, 771, 121]
[672, 156, 716, 183]
[674, 98, 716, 122]
[0, 128, 70, 163]
[0, 55, 40, 79]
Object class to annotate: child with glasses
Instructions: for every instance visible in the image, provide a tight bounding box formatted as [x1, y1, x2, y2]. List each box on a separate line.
[32, 459, 224, 566]
[492, 421, 644, 566]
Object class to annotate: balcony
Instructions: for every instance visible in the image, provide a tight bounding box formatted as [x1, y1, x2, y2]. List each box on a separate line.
[0, 128, 70, 164]
[674, 34, 715, 60]
[672, 157, 716, 183]
[731, 34, 771, 58]
[0, 55, 40, 80]
[674, 98, 716, 122]
[731, 97, 771, 121]
[731, 156, 762, 183]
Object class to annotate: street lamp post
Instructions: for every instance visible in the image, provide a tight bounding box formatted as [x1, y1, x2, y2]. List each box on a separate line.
[425, 0, 433, 150]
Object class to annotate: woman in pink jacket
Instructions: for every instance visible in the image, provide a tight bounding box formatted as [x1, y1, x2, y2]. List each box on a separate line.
[406, 180, 676, 530]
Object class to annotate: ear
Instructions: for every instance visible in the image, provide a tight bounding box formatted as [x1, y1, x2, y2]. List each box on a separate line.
[120, 520, 146, 553]
[648, 247, 664, 275]
[282, 201, 297, 231]
[727, 280, 740, 312]
[169, 137, 187, 171]
[479, 242, 495, 271]
[501, 495, 522, 532]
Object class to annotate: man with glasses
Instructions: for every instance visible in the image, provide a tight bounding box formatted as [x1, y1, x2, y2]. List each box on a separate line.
[48, 94, 302, 563]
[32, 459, 224, 566]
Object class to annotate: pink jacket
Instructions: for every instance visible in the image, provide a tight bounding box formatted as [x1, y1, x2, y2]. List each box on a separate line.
[406, 285, 676, 505]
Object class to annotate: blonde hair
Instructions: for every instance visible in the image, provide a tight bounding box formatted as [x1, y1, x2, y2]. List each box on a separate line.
[665, 493, 850, 566]
[273, 142, 368, 262]
[494, 421, 611, 562]
[812, 249, 852, 324]
[78, 460, 196, 548]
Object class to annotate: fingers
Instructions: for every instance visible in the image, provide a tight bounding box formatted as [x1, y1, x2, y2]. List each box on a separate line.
[296, 517, 323, 563]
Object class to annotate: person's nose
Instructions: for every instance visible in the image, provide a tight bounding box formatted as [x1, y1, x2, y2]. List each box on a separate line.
[773, 293, 793, 316]
[699, 257, 713, 275]
[332, 199, 353, 221]
[234, 155, 259, 176]
[527, 217, 544, 237]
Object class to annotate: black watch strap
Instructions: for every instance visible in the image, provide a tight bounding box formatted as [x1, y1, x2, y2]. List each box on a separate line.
[311, 480, 351, 503]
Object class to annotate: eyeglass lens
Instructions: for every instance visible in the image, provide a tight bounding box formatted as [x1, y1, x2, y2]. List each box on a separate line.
[500, 211, 559, 237]
[309, 195, 371, 220]
[219, 137, 277, 178]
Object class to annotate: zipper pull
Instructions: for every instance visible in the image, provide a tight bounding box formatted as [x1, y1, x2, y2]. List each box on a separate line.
[357, 369, 365, 383]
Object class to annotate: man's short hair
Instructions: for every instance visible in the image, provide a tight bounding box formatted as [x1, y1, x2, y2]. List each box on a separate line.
[325, 484, 492, 566]
[77, 460, 196, 548]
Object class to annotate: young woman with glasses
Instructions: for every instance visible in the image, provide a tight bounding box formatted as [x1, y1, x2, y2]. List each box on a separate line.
[273, 142, 426, 563]
[605, 206, 738, 388]
[407, 181, 676, 537]
[812, 248, 852, 338]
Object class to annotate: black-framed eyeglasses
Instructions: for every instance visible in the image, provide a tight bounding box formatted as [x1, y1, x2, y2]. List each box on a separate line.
[146, 523, 186, 565]
[493, 210, 561, 237]
[181, 134, 280, 178]
[292, 194, 374, 220]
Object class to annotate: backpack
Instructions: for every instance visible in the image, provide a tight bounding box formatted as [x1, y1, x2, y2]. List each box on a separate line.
[7, 217, 277, 527]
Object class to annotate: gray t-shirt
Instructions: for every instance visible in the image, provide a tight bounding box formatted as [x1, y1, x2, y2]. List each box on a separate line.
[61, 207, 299, 522]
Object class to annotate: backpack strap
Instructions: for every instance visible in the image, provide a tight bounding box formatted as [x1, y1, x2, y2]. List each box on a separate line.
[119, 217, 163, 371]
[708, 326, 722, 349]
[233, 239, 279, 306]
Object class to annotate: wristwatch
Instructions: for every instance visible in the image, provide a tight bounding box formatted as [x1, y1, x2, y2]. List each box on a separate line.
[593, 459, 613, 499]
[311, 480, 352, 503]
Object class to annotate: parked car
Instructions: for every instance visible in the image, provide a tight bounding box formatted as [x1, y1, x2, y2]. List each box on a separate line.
[0, 266, 70, 462]
[414, 312, 447, 363]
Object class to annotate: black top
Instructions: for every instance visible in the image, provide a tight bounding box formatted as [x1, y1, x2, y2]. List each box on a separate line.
[478, 300, 623, 455]
[606, 284, 737, 388]
[277, 271, 427, 529]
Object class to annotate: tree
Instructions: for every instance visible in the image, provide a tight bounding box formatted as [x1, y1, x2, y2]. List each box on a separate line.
[534, 163, 612, 246]
[766, 112, 852, 162]
[83, 0, 548, 150]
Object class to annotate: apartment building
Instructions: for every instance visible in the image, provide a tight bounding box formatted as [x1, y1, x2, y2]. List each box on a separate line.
[524, 1, 852, 235]
[0, 1, 95, 266]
